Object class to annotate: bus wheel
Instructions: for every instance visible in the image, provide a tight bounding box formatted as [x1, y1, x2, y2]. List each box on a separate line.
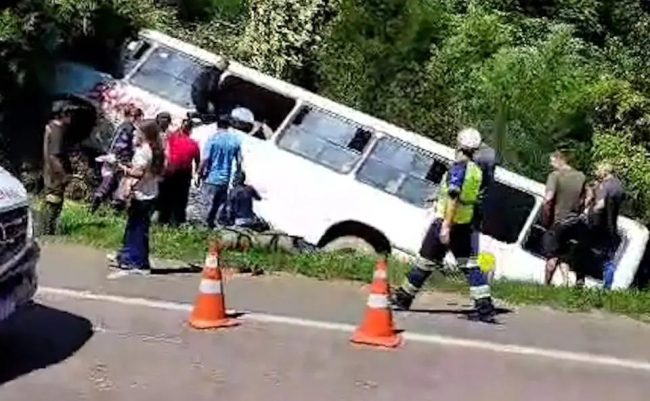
[323, 236, 376, 255]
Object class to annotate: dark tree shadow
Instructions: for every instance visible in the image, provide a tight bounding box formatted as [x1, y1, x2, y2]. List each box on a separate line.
[401, 307, 513, 316]
[0, 304, 93, 384]
[151, 265, 204, 275]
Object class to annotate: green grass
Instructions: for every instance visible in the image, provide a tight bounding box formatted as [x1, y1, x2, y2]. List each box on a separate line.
[46, 201, 650, 322]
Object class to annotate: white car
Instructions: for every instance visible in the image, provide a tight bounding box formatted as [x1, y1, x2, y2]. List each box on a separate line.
[0, 166, 39, 325]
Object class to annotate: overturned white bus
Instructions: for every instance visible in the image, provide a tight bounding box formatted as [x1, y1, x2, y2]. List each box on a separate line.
[51, 29, 649, 290]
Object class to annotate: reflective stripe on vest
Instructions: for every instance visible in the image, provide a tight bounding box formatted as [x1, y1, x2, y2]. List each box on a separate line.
[435, 161, 483, 224]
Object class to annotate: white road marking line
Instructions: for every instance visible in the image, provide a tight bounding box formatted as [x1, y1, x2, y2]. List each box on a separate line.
[37, 286, 650, 372]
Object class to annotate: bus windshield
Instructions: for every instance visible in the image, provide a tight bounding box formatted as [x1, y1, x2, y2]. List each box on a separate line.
[129, 46, 206, 108]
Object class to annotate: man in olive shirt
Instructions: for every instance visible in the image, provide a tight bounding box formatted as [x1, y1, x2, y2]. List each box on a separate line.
[42, 103, 74, 235]
[542, 151, 586, 284]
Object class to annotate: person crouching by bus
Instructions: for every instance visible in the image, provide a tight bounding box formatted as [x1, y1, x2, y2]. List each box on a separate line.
[391, 128, 496, 323]
[111, 120, 165, 273]
[226, 171, 269, 232]
[198, 107, 251, 229]
[158, 119, 200, 226]
[91, 106, 144, 213]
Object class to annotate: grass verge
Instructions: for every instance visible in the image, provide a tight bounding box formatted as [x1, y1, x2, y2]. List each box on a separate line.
[48, 201, 650, 322]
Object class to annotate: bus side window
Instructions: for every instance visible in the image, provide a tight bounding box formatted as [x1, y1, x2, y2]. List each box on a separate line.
[356, 137, 449, 208]
[481, 182, 536, 244]
[277, 107, 372, 173]
[216, 76, 296, 135]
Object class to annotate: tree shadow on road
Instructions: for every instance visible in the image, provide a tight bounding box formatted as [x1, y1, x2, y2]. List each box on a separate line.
[0, 303, 93, 385]
[402, 307, 513, 316]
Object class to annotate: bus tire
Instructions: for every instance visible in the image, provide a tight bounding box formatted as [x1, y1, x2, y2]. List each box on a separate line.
[323, 236, 377, 255]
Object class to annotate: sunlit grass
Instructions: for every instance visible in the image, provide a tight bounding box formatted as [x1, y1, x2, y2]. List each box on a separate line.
[44, 201, 650, 322]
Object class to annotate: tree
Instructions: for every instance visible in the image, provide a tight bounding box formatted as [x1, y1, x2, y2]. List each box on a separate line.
[238, 0, 335, 87]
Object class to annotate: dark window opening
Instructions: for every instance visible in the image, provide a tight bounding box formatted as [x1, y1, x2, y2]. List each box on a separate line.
[347, 129, 372, 153]
[118, 40, 152, 78]
[480, 182, 536, 244]
[215, 76, 296, 132]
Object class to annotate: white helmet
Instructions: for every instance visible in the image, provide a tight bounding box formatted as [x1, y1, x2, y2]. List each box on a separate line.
[230, 107, 255, 125]
[457, 128, 482, 151]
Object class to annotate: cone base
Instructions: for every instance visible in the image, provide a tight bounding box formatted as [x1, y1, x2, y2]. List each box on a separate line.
[189, 317, 240, 330]
[350, 329, 402, 348]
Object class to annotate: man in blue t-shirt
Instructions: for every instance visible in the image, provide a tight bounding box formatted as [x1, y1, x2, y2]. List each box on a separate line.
[199, 107, 254, 229]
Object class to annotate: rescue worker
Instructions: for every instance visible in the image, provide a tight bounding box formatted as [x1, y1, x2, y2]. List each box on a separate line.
[42, 102, 75, 235]
[391, 128, 496, 323]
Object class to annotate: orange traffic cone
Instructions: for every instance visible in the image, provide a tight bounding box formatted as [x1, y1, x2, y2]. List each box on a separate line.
[351, 258, 402, 348]
[189, 241, 240, 330]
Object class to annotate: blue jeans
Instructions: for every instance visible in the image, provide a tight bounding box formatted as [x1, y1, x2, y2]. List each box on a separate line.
[602, 247, 617, 290]
[118, 199, 154, 270]
[204, 183, 229, 229]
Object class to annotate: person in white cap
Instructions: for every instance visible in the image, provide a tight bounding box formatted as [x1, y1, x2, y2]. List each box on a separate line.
[391, 128, 497, 323]
[198, 107, 254, 229]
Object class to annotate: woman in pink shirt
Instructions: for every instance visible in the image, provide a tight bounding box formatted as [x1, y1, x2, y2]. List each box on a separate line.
[158, 119, 200, 226]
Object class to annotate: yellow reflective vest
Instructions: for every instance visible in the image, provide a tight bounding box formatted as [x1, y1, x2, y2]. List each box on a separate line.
[435, 161, 483, 225]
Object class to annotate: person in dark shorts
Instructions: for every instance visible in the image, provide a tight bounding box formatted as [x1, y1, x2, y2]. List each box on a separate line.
[391, 128, 496, 323]
[542, 150, 586, 285]
[42, 102, 75, 235]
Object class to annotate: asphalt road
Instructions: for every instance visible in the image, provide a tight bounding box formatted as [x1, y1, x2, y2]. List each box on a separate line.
[2, 243, 650, 400]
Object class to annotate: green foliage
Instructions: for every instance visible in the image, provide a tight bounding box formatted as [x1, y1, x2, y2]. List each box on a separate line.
[469, 26, 604, 177]
[238, 0, 335, 84]
[2, 0, 650, 224]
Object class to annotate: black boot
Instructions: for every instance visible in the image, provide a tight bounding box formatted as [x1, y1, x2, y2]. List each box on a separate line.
[390, 288, 414, 311]
[42, 201, 63, 236]
[90, 196, 101, 214]
[468, 297, 498, 324]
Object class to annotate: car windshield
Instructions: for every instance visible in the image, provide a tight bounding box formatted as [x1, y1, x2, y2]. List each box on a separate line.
[129, 47, 206, 108]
